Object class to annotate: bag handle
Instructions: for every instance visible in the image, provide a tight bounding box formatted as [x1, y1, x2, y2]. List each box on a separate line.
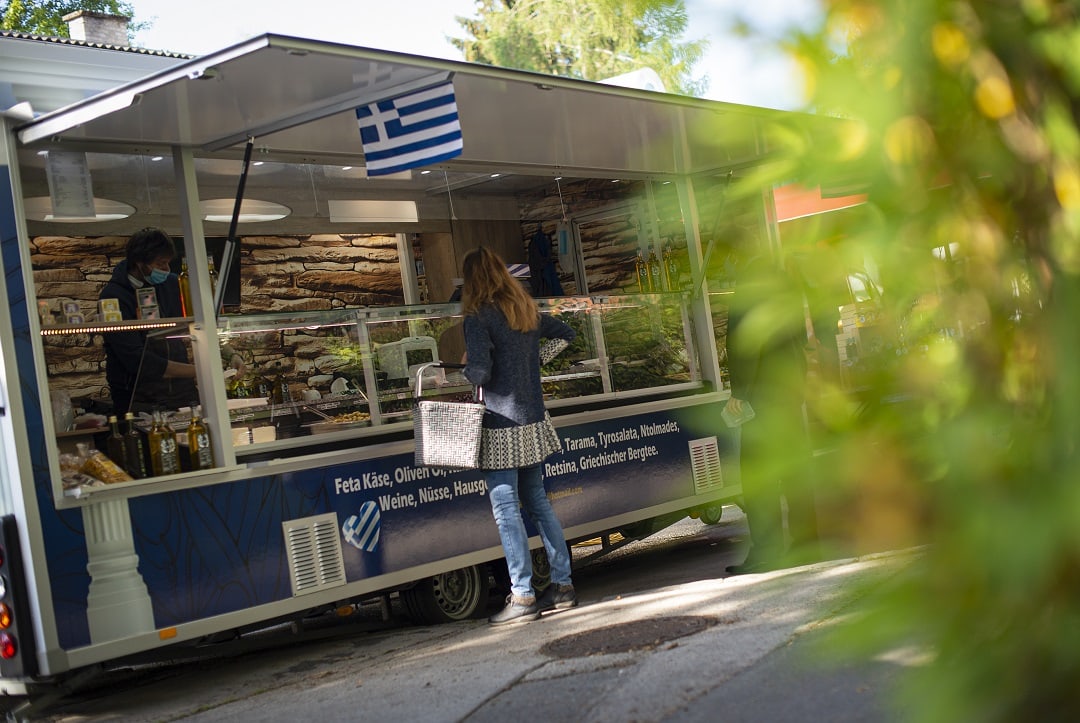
[415, 362, 481, 400]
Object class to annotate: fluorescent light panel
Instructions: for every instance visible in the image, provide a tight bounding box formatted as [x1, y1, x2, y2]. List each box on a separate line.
[328, 199, 418, 223]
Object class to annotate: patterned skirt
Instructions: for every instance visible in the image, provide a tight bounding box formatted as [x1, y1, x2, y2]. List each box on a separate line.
[479, 413, 562, 470]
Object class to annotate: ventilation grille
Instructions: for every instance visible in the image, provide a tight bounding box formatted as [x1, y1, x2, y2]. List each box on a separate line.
[688, 437, 723, 495]
[283, 513, 347, 597]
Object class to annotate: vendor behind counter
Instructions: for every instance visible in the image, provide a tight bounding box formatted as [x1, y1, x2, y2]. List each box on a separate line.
[99, 227, 197, 415]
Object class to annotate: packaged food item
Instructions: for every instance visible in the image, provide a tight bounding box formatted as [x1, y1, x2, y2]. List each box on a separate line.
[51, 390, 74, 433]
[73, 413, 108, 429]
[80, 446, 133, 484]
[38, 299, 54, 326]
[62, 472, 102, 491]
[59, 451, 84, 475]
[136, 287, 158, 308]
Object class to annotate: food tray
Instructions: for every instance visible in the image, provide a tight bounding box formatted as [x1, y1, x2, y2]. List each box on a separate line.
[310, 419, 371, 435]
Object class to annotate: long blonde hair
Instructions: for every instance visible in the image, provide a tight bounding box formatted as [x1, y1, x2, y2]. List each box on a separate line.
[461, 247, 539, 332]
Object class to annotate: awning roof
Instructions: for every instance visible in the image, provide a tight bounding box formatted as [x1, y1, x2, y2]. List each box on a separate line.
[15, 33, 814, 178]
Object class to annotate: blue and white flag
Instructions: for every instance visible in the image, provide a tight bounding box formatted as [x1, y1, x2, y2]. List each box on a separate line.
[506, 263, 531, 278]
[355, 81, 463, 176]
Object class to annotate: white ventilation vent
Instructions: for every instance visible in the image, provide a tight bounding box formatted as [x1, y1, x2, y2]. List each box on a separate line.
[283, 513, 347, 597]
[688, 437, 723, 495]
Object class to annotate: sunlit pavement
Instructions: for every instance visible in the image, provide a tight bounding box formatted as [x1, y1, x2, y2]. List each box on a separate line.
[40, 544, 920, 722]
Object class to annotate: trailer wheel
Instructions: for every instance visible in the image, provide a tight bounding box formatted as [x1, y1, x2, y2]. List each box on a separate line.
[402, 565, 490, 624]
[530, 548, 552, 592]
[699, 504, 723, 525]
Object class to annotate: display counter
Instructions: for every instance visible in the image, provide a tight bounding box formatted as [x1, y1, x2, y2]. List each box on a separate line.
[46, 292, 705, 501]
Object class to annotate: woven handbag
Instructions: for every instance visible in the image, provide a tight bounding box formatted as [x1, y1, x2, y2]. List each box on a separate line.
[413, 362, 486, 469]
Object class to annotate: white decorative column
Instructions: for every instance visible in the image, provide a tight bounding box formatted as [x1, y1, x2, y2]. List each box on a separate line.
[82, 498, 155, 642]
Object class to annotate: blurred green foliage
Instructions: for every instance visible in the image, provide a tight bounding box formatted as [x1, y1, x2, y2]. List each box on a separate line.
[451, 0, 708, 96]
[733, 1, 1080, 718]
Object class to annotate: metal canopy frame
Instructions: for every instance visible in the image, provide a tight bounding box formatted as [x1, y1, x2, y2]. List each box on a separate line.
[14, 33, 804, 179]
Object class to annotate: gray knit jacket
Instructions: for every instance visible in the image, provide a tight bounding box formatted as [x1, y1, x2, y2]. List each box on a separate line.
[463, 305, 576, 429]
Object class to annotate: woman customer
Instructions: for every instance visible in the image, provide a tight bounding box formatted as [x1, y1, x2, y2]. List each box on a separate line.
[461, 247, 578, 625]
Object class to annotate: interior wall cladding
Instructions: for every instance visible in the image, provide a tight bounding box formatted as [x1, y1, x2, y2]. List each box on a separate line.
[33, 233, 404, 400]
[516, 178, 695, 295]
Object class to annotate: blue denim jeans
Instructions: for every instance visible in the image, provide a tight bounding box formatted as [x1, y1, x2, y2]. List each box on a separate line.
[487, 464, 572, 599]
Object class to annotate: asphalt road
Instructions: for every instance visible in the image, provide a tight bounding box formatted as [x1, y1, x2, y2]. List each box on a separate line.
[8, 509, 917, 722]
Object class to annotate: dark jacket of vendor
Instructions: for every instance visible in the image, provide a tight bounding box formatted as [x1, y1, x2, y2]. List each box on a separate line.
[99, 228, 197, 415]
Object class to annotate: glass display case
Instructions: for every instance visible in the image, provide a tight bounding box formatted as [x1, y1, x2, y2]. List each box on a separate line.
[42, 291, 708, 497]
[214, 293, 705, 459]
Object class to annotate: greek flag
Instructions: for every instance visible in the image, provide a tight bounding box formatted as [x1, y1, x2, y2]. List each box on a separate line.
[506, 263, 531, 278]
[355, 81, 463, 176]
[342, 501, 381, 552]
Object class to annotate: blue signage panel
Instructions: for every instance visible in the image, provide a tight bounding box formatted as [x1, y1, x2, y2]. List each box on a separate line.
[44, 401, 732, 647]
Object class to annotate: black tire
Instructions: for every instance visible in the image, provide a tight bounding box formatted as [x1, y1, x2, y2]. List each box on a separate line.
[490, 559, 511, 598]
[618, 519, 655, 540]
[530, 547, 552, 592]
[699, 504, 723, 525]
[401, 565, 490, 624]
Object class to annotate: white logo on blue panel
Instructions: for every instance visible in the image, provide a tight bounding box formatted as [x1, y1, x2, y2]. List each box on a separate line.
[342, 501, 381, 552]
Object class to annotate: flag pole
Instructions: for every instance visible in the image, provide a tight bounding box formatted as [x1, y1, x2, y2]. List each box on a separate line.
[215, 137, 254, 319]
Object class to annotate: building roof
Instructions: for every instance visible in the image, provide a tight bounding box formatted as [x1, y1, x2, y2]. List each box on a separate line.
[10, 32, 845, 236]
[16, 33, 832, 177]
[0, 29, 192, 59]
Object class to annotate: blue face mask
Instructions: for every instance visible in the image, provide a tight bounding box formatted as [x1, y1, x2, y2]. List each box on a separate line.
[148, 268, 173, 285]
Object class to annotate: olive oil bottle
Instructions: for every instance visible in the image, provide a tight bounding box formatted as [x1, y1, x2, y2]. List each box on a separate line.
[148, 410, 180, 476]
[663, 243, 679, 291]
[123, 412, 149, 479]
[106, 415, 126, 467]
[186, 407, 215, 471]
[207, 254, 219, 296]
[251, 362, 272, 399]
[635, 250, 649, 293]
[271, 362, 291, 405]
[178, 258, 192, 316]
[647, 250, 662, 292]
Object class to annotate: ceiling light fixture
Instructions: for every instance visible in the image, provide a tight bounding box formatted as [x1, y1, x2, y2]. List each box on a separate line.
[201, 198, 290, 223]
[23, 196, 135, 223]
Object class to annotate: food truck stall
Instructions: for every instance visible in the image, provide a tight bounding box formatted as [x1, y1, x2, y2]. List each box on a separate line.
[0, 32, 833, 691]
